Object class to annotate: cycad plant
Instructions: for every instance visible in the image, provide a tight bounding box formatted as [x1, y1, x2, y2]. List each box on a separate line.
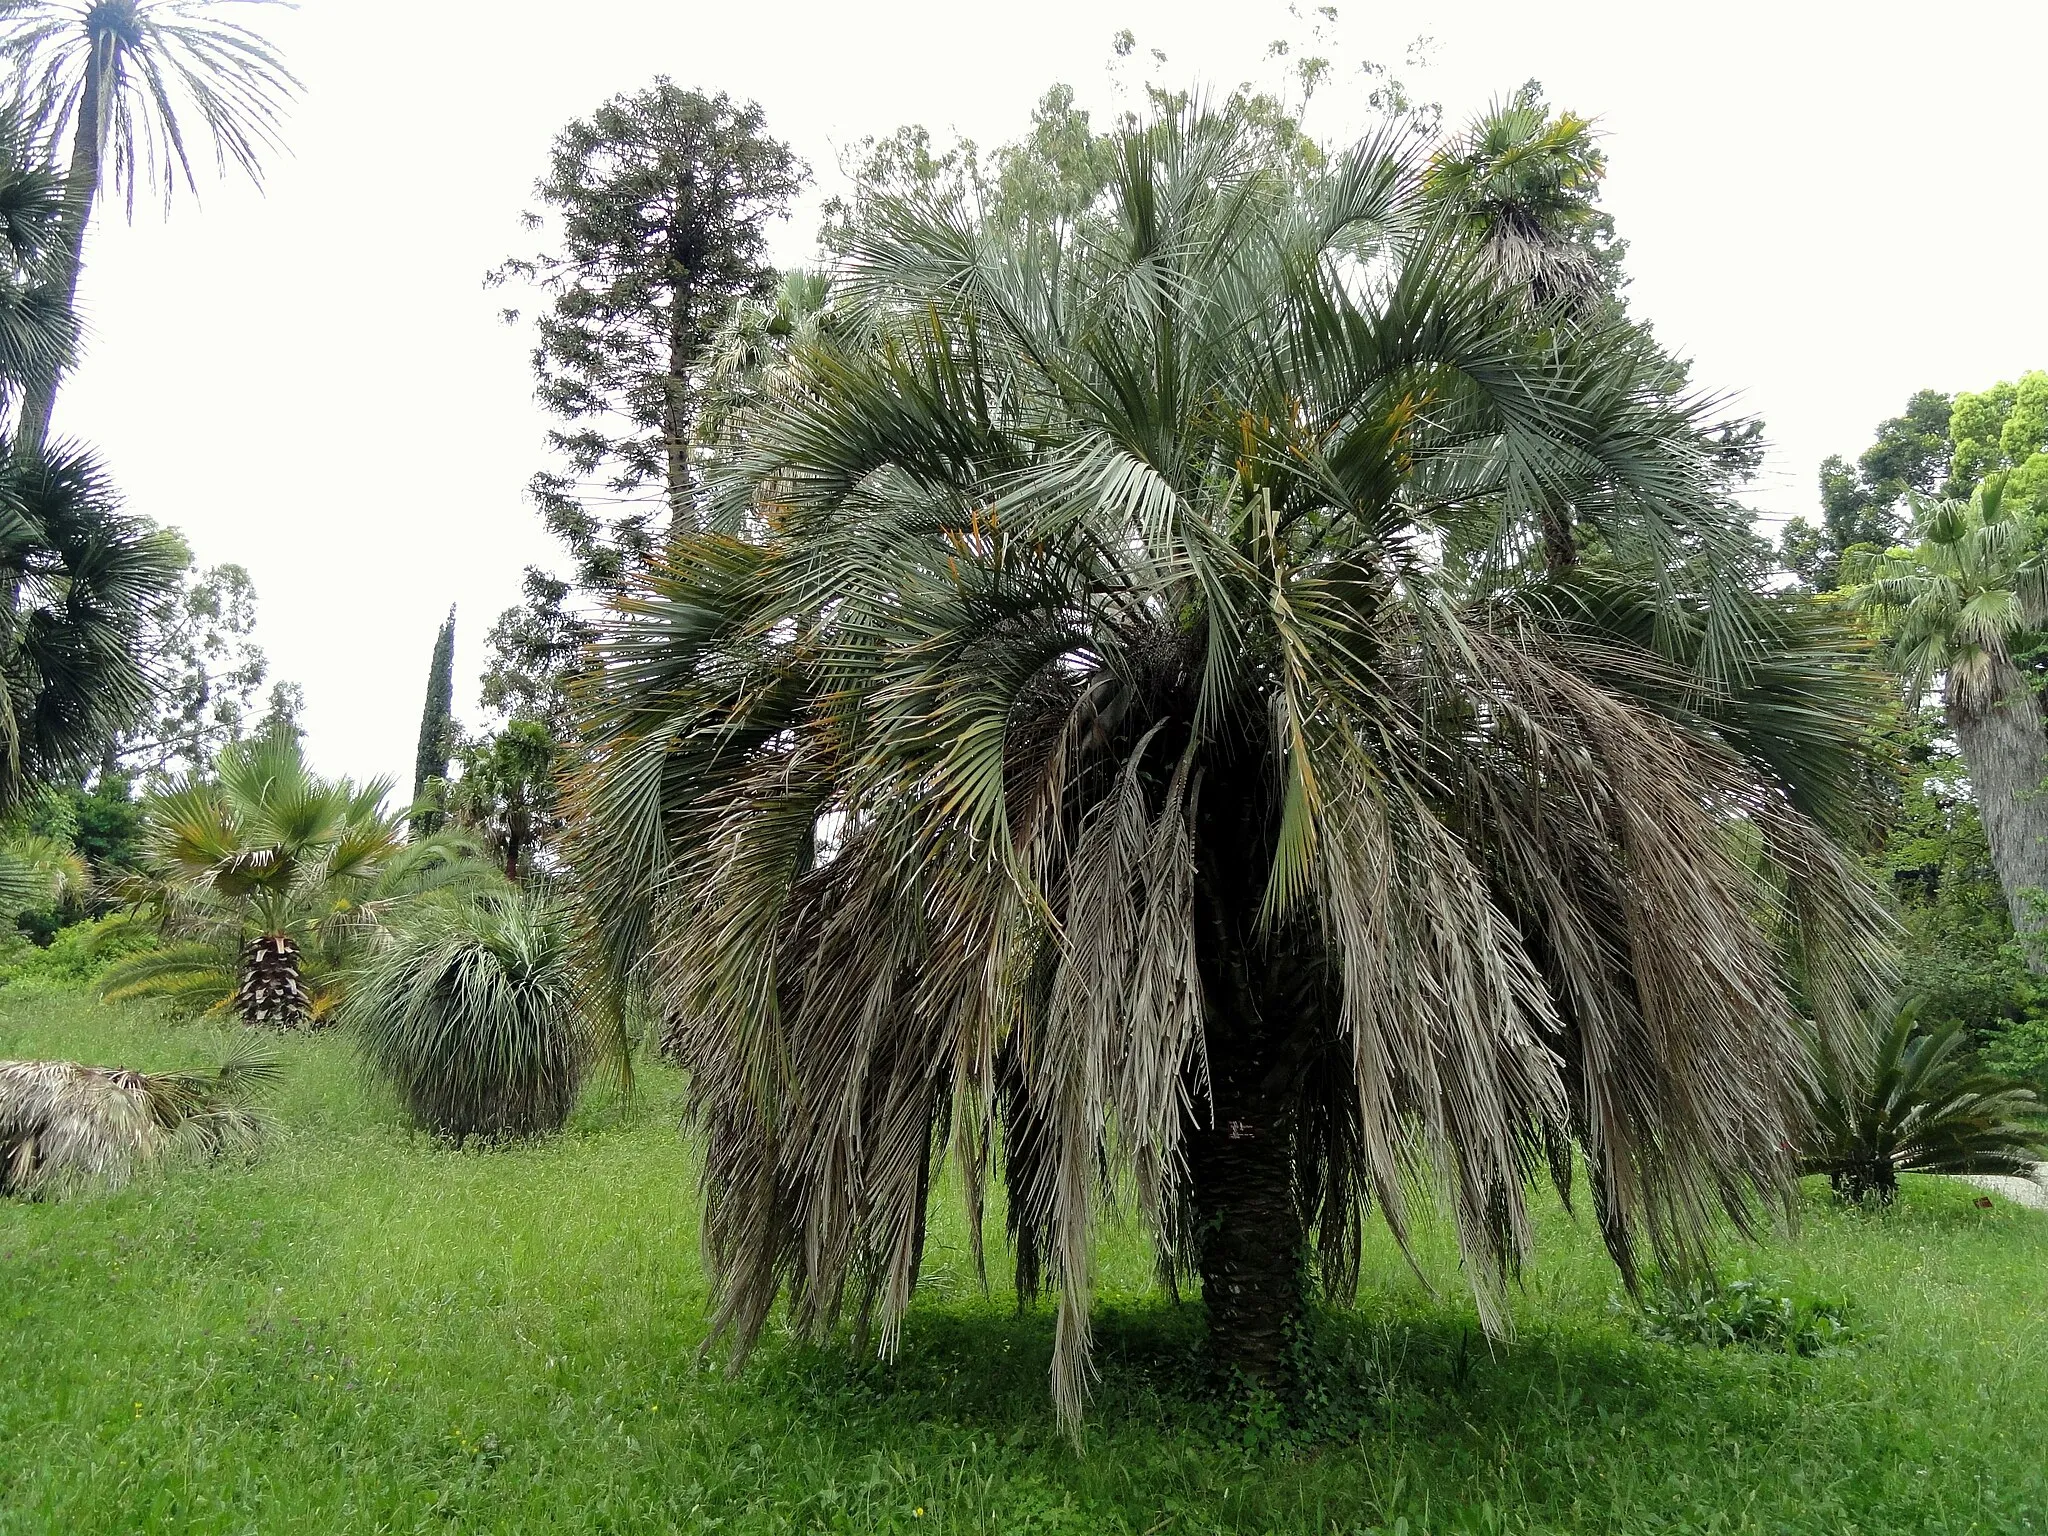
[1, 1047, 277, 1198]
[0, 0, 297, 452]
[99, 731, 495, 1025]
[1803, 1002, 2045, 1204]
[343, 889, 589, 1142]
[1857, 474, 2048, 957]
[572, 103, 1893, 1422]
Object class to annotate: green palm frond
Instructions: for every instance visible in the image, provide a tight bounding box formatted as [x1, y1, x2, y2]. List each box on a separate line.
[0, 827, 88, 913]
[1803, 1002, 2045, 1203]
[96, 938, 235, 1010]
[0, 444, 182, 801]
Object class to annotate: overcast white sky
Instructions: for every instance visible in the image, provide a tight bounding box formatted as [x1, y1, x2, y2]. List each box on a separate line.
[51, 0, 2048, 789]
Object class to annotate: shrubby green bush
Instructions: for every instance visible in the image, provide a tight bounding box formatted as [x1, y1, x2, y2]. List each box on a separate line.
[1982, 1015, 2048, 1091]
[0, 916, 155, 992]
[344, 889, 589, 1142]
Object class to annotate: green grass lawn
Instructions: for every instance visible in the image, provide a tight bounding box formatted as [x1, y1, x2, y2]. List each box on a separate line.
[3, 984, 2045, 1535]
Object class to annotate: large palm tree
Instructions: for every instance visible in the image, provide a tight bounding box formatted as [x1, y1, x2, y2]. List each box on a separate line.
[0, 0, 297, 454]
[100, 731, 497, 1026]
[0, 443, 180, 800]
[1858, 475, 2048, 962]
[572, 105, 1893, 1424]
[1424, 89, 1610, 315]
[0, 101, 73, 410]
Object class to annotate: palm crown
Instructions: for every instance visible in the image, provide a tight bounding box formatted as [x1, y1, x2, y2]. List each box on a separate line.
[1857, 474, 2048, 706]
[0, 0, 297, 217]
[574, 104, 1892, 1422]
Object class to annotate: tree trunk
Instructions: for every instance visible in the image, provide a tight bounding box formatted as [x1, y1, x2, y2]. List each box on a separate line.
[236, 933, 311, 1028]
[663, 265, 696, 534]
[1949, 667, 2048, 972]
[503, 805, 529, 882]
[1186, 1058, 1306, 1386]
[1188, 769, 1311, 1387]
[1540, 504, 1578, 573]
[15, 35, 110, 460]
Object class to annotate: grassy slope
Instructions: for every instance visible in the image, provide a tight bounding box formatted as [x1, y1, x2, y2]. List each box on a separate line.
[2, 986, 2045, 1535]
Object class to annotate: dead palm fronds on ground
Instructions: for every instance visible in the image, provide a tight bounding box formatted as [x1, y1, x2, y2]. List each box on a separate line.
[572, 101, 1896, 1426]
[0, 1049, 278, 1198]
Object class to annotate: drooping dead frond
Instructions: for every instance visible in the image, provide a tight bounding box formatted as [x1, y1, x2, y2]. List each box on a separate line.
[0, 1048, 278, 1198]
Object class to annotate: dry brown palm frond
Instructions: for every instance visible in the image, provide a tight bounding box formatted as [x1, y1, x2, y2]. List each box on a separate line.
[0, 1051, 279, 1199]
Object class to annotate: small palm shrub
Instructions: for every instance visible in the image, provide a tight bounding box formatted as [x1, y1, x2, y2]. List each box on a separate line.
[345, 891, 588, 1142]
[98, 731, 500, 1028]
[1803, 1002, 2046, 1204]
[1, 1050, 279, 1199]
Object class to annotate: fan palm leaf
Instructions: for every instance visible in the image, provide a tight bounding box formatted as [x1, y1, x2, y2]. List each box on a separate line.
[0, 443, 180, 800]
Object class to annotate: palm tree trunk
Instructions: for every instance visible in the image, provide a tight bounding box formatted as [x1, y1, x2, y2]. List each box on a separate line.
[1948, 666, 2048, 972]
[14, 35, 110, 460]
[1186, 1055, 1305, 1386]
[236, 933, 311, 1027]
[1540, 504, 1578, 572]
[1188, 777, 1310, 1387]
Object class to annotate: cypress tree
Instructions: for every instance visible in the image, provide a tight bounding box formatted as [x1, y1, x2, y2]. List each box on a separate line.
[412, 608, 456, 834]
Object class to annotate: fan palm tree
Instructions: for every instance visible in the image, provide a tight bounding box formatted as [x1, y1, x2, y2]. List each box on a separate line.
[1856, 474, 2048, 961]
[1424, 89, 1609, 314]
[0, 0, 298, 454]
[99, 730, 497, 1025]
[571, 104, 1893, 1425]
[0, 444, 180, 800]
[0, 822, 86, 916]
[1803, 1001, 2044, 1204]
[0, 101, 73, 412]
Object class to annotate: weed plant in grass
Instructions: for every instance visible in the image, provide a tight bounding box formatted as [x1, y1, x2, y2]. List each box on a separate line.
[2, 985, 2046, 1533]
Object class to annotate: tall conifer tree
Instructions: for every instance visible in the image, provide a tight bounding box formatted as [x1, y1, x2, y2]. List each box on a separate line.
[411, 608, 456, 834]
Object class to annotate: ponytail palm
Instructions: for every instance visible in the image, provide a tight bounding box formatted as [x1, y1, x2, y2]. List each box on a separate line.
[574, 106, 1893, 1424]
